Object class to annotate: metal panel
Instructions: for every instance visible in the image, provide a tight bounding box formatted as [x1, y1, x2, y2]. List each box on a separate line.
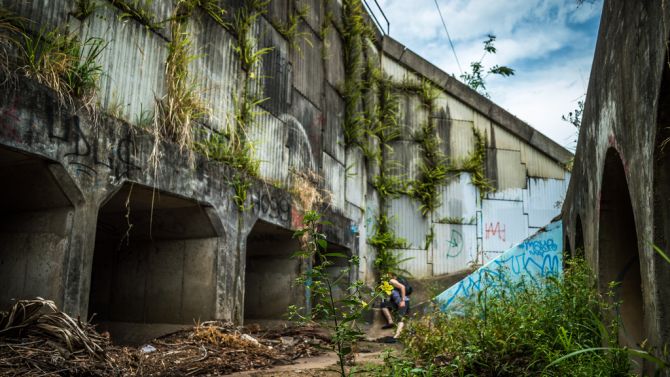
[492, 149, 526, 193]
[392, 249, 431, 278]
[325, 28, 345, 87]
[481, 199, 529, 259]
[188, 10, 240, 132]
[435, 173, 478, 222]
[490, 122, 522, 152]
[388, 196, 430, 249]
[397, 94, 428, 140]
[381, 54, 420, 83]
[291, 23, 323, 107]
[345, 147, 366, 209]
[324, 86, 345, 163]
[323, 152, 345, 211]
[249, 112, 288, 183]
[521, 145, 566, 179]
[83, 6, 167, 126]
[435, 93, 474, 122]
[1, 0, 74, 33]
[432, 224, 477, 275]
[296, 0, 323, 34]
[448, 120, 475, 162]
[387, 140, 421, 182]
[524, 176, 568, 228]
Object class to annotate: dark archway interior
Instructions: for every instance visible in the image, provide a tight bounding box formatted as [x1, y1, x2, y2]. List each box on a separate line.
[0, 148, 74, 310]
[89, 183, 219, 344]
[244, 220, 303, 321]
[574, 215, 585, 258]
[598, 148, 644, 347]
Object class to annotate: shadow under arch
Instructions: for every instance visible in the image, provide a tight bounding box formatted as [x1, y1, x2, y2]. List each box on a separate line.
[88, 182, 225, 344]
[598, 148, 644, 348]
[0, 147, 83, 310]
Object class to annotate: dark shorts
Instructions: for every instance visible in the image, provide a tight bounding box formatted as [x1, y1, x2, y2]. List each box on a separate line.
[382, 290, 410, 317]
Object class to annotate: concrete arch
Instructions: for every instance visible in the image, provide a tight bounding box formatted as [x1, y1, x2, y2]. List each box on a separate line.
[0, 147, 82, 310]
[88, 182, 226, 344]
[598, 148, 644, 348]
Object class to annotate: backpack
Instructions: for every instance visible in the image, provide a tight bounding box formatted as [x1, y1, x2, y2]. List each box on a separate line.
[395, 277, 413, 296]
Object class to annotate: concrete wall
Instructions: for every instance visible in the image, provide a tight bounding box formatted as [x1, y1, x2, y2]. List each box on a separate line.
[561, 0, 670, 353]
[0, 0, 569, 336]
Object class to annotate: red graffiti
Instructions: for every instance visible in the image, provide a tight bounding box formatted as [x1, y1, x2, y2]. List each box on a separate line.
[0, 98, 21, 142]
[485, 222, 506, 242]
[291, 207, 304, 230]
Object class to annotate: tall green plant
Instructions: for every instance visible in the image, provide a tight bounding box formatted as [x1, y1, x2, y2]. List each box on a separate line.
[290, 211, 386, 377]
[460, 34, 514, 97]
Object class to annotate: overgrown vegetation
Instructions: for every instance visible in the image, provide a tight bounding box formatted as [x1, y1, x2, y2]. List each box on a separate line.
[290, 211, 386, 377]
[21, 28, 106, 102]
[450, 126, 495, 197]
[73, 0, 97, 20]
[369, 214, 409, 277]
[377, 259, 632, 376]
[110, 0, 163, 32]
[272, 0, 311, 50]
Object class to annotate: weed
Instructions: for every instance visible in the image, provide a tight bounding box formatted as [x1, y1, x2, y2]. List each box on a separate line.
[232, 0, 272, 73]
[0, 8, 24, 83]
[342, 0, 366, 147]
[159, 7, 207, 152]
[451, 127, 495, 197]
[231, 173, 252, 211]
[73, 0, 97, 20]
[379, 259, 631, 376]
[436, 216, 475, 225]
[273, 0, 311, 51]
[194, 129, 260, 176]
[290, 211, 386, 377]
[179, 0, 228, 29]
[110, 0, 163, 32]
[21, 28, 106, 102]
[369, 214, 409, 277]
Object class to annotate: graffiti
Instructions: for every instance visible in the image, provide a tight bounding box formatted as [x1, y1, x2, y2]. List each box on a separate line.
[485, 222, 506, 241]
[519, 239, 558, 256]
[445, 229, 464, 257]
[0, 99, 21, 142]
[249, 190, 291, 222]
[435, 221, 563, 312]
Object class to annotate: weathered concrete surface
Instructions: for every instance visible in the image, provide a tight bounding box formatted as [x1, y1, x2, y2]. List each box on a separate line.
[0, 0, 572, 340]
[562, 0, 670, 353]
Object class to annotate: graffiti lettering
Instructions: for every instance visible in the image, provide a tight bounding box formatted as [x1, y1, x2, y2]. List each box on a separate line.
[45, 106, 141, 179]
[485, 222, 506, 242]
[445, 229, 464, 257]
[519, 239, 558, 256]
[250, 191, 291, 222]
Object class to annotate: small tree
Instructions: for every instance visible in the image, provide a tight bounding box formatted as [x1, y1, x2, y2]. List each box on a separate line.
[460, 34, 515, 97]
[289, 211, 389, 376]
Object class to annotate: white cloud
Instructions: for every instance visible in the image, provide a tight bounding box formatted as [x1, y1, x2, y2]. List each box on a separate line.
[369, 0, 602, 150]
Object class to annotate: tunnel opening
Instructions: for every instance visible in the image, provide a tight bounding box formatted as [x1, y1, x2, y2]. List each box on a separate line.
[89, 183, 220, 344]
[244, 220, 304, 324]
[0, 148, 75, 310]
[574, 215, 585, 258]
[598, 148, 644, 348]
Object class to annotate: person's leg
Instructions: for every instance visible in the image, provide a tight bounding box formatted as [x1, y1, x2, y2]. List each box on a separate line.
[381, 307, 394, 327]
[393, 299, 409, 338]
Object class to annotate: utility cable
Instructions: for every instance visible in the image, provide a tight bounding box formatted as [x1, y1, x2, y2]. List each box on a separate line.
[433, 0, 463, 75]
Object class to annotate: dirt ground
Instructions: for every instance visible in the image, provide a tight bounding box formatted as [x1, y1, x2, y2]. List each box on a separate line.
[0, 299, 403, 376]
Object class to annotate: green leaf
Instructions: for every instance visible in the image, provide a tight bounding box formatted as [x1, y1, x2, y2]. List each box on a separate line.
[324, 252, 347, 258]
[316, 239, 328, 249]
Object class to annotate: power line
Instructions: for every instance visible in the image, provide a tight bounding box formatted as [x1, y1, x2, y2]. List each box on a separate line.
[433, 0, 463, 76]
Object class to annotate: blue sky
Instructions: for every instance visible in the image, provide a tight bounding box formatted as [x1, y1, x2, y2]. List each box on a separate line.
[366, 0, 603, 151]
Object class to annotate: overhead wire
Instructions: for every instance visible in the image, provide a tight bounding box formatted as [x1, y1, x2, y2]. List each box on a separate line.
[433, 0, 463, 75]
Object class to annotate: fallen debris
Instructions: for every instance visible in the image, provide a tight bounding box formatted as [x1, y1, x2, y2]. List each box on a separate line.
[0, 299, 327, 376]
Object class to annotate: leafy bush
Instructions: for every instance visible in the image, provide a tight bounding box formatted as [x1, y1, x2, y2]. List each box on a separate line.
[377, 259, 632, 376]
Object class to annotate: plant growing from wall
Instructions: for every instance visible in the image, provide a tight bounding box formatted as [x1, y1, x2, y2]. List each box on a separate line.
[460, 34, 515, 97]
[290, 211, 387, 377]
[158, 1, 207, 152]
[21, 28, 106, 103]
[341, 0, 367, 147]
[73, 0, 97, 20]
[271, 0, 311, 51]
[110, 0, 163, 32]
[452, 126, 495, 197]
[369, 214, 409, 277]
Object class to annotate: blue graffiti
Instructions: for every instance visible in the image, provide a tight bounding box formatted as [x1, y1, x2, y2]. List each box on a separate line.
[435, 221, 563, 311]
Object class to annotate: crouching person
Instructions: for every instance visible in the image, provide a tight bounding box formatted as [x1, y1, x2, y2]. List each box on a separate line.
[381, 275, 411, 338]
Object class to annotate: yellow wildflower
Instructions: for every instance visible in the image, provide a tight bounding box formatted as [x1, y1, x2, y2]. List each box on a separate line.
[380, 281, 394, 296]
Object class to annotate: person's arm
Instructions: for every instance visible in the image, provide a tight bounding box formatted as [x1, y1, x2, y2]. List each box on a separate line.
[389, 278, 406, 307]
